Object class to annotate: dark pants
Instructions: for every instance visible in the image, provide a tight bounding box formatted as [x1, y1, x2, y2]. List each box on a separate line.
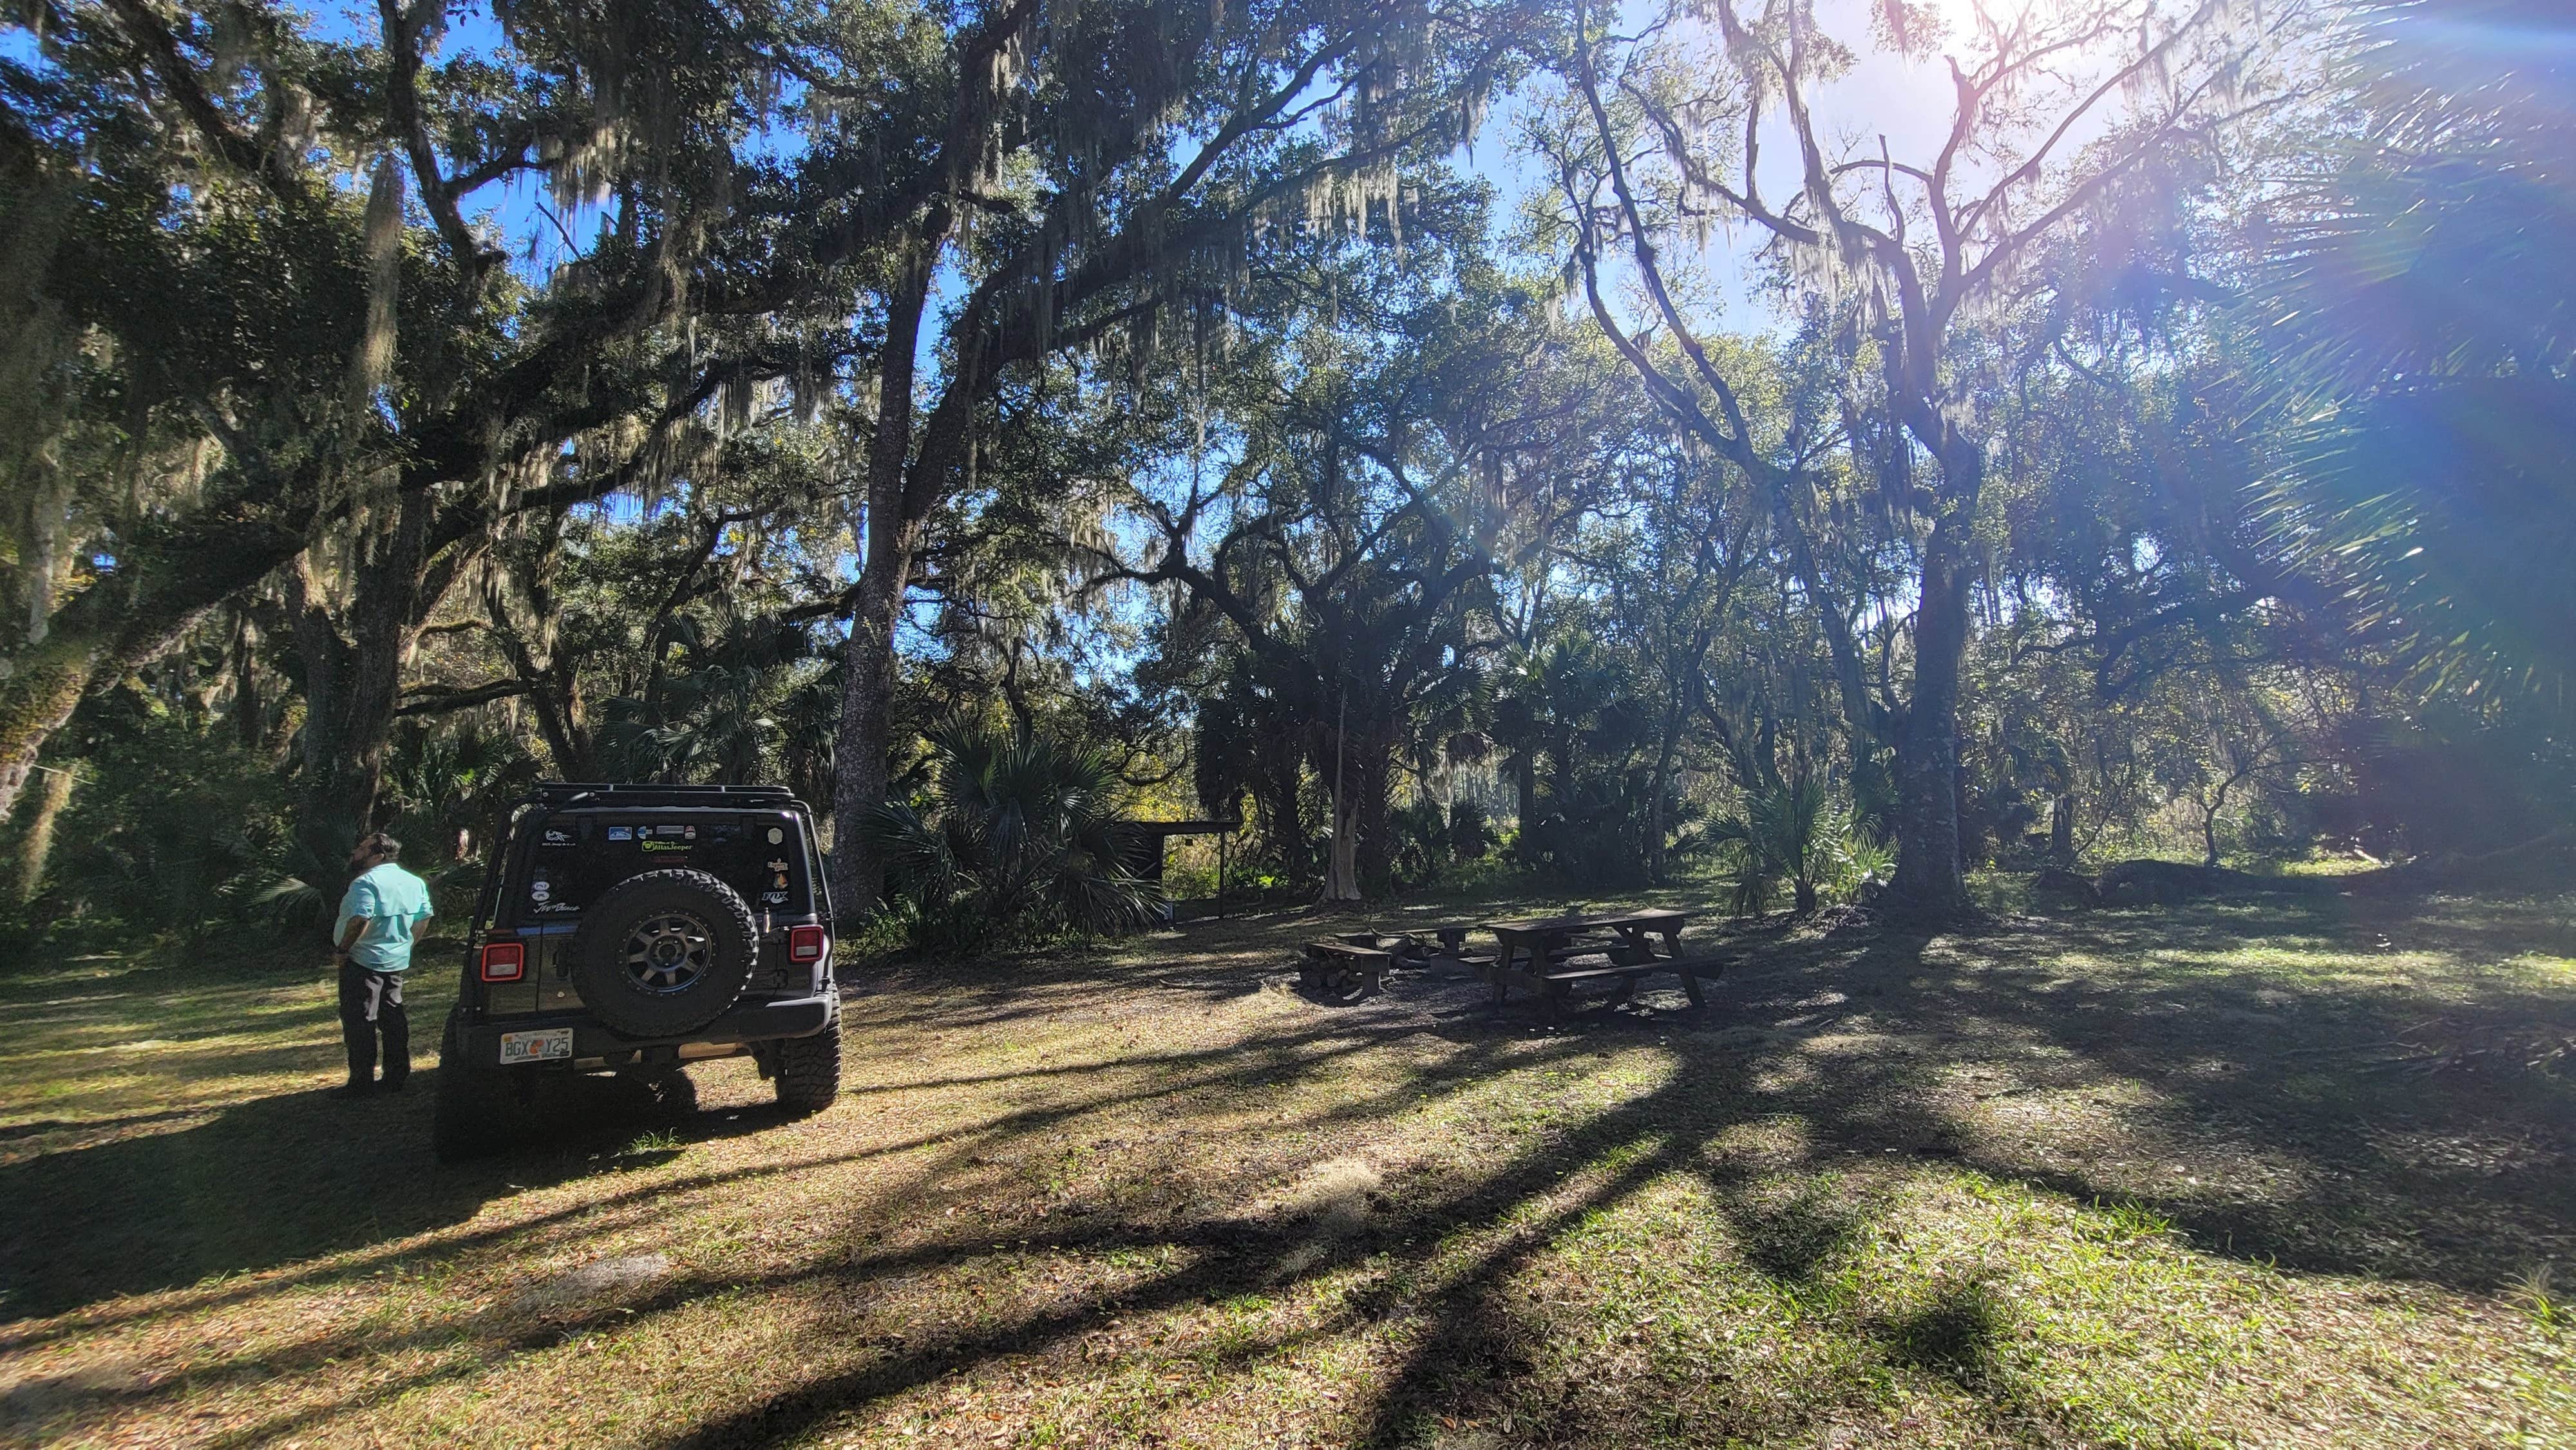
[338, 961, 410, 1088]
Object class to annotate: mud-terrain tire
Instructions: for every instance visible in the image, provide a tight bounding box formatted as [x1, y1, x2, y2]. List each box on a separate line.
[433, 1006, 524, 1162]
[772, 1028, 842, 1115]
[571, 869, 757, 1038]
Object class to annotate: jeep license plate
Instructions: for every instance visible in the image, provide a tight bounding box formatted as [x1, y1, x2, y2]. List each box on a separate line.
[499, 1028, 573, 1064]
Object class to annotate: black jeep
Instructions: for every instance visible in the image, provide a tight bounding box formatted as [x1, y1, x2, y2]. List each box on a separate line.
[434, 782, 842, 1160]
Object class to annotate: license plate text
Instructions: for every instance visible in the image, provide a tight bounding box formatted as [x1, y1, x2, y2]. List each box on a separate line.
[499, 1028, 573, 1064]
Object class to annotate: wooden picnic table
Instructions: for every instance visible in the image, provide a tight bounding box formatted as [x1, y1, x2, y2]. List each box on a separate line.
[1293, 925, 1497, 1004]
[1475, 908, 1723, 1013]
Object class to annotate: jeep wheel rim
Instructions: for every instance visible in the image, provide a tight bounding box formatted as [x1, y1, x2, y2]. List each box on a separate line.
[623, 912, 715, 994]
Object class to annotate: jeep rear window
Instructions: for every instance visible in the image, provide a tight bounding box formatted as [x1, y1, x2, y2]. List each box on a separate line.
[513, 813, 811, 923]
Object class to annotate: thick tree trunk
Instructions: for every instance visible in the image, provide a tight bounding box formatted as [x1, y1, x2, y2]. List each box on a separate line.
[833, 549, 915, 913]
[13, 762, 73, 905]
[1323, 798, 1361, 901]
[831, 252, 934, 917]
[1353, 744, 1394, 898]
[1314, 718, 1391, 903]
[1319, 711, 1401, 901]
[1885, 509, 1978, 921]
[1646, 690, 1687, 884]
[1319, 708, 1362, 902]
[520, 664, 591, 778]
[289, 492, 434, 865]
[284, 563, 350, 836]
[2049, 793, 2075, 867]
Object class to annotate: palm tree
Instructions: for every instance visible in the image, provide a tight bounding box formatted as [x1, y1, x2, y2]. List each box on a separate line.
[1707, 774, 1882, 917]
[2257, 0, 2576, 699]
[858, 720, 1164, 955]
[597, 617, 818, 784]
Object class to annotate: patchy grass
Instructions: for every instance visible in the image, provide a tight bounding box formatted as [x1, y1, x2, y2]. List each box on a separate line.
[0, 888, 2570, 1447]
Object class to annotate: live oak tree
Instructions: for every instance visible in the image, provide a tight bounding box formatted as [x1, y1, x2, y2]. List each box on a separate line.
[12, 0, 2573, 936]
[0, 0, 838, 858]
[800, 0, 1528, 909]
[1108, 243, 1608, 899]
[1537, 0, 2311, 918]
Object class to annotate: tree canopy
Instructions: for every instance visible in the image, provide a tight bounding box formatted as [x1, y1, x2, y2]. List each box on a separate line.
[6, 0, 2571, 941]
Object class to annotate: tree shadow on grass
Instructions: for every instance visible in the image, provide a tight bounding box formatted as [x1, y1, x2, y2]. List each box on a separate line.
[1871, 1273, 2006, 1389]
[609, 899, 2573, 1447]
[1878, 903, 2576, 1290]
[23, 1012, 1598, 1445]
[18, 896, 2572, 1445]
[0, 1068, 788, 1323]
[1715, 1171, 1880, 1286]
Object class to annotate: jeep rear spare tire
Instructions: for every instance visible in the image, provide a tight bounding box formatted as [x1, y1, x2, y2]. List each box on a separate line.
[571, 869, 758, 1037]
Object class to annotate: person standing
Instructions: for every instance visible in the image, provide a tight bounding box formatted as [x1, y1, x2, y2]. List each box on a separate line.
[330, 832, 434, 1098]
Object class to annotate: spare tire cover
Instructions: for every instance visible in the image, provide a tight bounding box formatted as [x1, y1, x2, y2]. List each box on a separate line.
[571, 868, 759, 1038]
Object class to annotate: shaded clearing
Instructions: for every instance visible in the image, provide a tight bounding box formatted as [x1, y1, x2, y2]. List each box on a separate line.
[0, 888, 2569, 1447]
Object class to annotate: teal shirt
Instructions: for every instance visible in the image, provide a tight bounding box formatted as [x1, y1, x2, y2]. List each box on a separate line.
[337, 862, 435, 971]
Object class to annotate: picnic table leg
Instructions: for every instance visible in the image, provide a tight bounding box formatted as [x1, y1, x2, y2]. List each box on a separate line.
[1682, 970, 1706, 1008]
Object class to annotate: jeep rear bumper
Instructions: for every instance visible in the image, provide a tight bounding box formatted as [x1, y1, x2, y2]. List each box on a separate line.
[462, 992, 838, 1069]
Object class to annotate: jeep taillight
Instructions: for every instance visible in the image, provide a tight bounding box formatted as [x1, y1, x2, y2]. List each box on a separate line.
[478, 941, 526, 982]
[786, 925, 828, 964]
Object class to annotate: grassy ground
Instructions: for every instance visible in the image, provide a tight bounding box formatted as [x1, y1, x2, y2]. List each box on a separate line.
[0, 881, 2570, 1448]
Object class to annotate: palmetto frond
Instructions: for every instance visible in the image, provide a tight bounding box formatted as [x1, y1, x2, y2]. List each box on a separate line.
[869, 719, 1164, 953]
[2254, 0, 2576, 701]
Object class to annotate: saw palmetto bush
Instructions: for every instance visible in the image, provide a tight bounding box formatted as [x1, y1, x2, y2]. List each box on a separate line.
[858, 720, 1164, 957]
[39, 712, 319, 945]
[1709, 775, 1887, 917]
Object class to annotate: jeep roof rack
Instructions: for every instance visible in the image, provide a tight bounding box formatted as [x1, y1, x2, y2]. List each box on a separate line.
[528, 781, 804, 809]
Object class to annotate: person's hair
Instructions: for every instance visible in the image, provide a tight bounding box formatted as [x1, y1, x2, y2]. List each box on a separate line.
[359, 831, 401, 862]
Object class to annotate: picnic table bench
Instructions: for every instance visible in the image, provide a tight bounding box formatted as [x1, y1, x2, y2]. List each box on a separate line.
[1477, 908, 1726, 1014]
[1295, 927, 1493, 1002]
[1298, 940, 1396, 1001]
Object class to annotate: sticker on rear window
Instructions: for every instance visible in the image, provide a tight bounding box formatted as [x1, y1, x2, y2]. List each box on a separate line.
[607, 826, 632, 841]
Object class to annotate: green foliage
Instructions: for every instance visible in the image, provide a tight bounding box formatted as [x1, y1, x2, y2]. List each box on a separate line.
[10, 0, 2576, 929]
[377, 725, 542, 867]
[2514, 1265, 2568, 1333]
[1388, 795, 1500, 890]
[595, 617, 823, 786]
[42, 702, 309, 945]
[1707, 776, 1880, 917]
[859, 720, 1164, 957]
[2254, 0, 2576, 701]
